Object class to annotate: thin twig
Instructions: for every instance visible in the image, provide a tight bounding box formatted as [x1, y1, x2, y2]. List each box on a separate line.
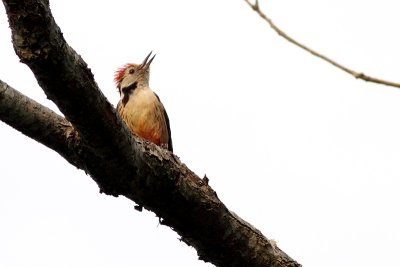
[244, 0, 400, 89]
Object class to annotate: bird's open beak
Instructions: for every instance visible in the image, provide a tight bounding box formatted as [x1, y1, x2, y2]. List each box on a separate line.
[139, 51, 156, 70]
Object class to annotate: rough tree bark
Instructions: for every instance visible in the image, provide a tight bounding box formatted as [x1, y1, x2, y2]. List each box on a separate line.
[0, 1, 301, 266]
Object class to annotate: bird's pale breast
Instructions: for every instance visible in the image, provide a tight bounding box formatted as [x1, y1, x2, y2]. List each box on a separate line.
[118, 88, 169, 147]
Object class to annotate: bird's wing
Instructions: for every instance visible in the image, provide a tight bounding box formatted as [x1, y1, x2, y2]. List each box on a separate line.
[154, 93, 173, 152]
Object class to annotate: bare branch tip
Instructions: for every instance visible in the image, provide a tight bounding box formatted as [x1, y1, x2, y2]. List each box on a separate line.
[244, 0, 258, 11]
[244, 0, 400, 90]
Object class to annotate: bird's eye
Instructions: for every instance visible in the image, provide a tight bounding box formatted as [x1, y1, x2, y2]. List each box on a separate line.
[129, 69, 135, 74]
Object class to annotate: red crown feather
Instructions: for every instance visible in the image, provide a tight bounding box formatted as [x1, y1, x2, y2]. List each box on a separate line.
[114, 63, 134, 86]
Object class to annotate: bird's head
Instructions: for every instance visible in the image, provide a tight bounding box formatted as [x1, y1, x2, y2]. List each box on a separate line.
[114, 51, 156, 95]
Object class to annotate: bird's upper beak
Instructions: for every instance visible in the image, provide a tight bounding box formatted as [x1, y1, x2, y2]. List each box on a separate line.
[139, 51, 156, 70]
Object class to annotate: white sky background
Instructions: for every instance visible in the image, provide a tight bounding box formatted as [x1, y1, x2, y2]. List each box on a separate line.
[1, 0, 400, 266]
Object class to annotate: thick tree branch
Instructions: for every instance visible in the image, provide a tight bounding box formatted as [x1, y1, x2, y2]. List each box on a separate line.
[244, 0, 400, 89]
[0, 80, 82, 168]
[1, 0, 301, 266]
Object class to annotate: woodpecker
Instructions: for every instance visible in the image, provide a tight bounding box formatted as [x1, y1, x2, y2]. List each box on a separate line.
[115, 52, 173, 152]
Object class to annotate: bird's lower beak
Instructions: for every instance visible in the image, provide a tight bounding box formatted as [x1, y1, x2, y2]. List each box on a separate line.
[139, 51, 156, 70]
